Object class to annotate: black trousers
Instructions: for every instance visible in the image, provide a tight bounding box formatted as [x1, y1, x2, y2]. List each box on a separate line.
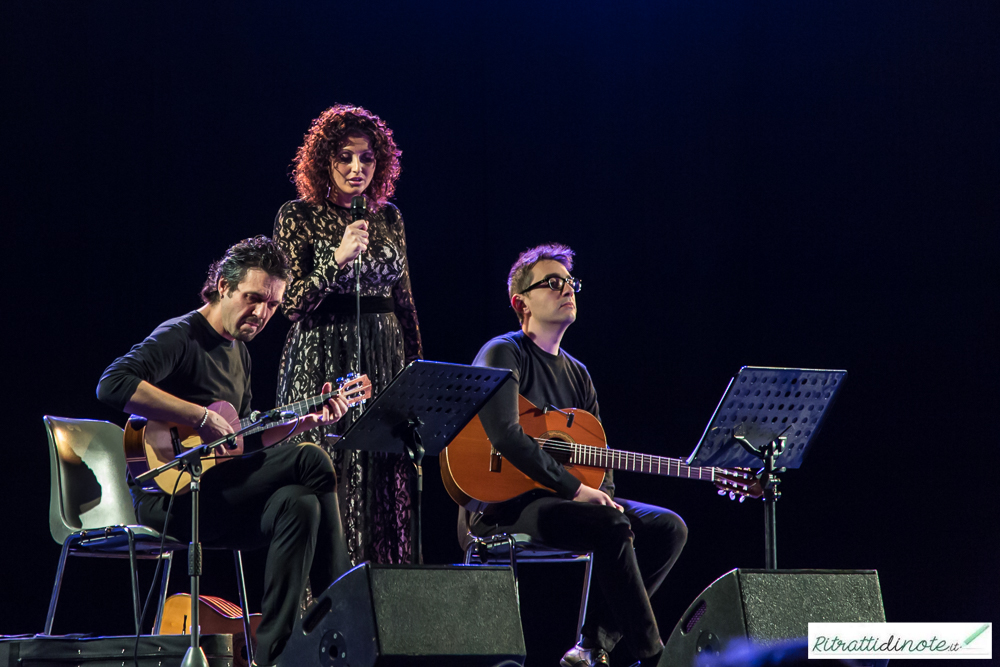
[470, 493, 687, 660]
[136, 443, 351, 664]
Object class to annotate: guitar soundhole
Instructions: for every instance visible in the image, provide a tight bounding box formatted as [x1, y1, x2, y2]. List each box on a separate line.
[548, 449, 572, 464]
[541, 431, 573, 465]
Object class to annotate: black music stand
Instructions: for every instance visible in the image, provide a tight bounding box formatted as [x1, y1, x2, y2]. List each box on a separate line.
[332, 360, 512, 564]
[686, 366, 847, 569]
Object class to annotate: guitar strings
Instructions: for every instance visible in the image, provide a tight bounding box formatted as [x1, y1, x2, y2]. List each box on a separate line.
[529, 436, 740, 477]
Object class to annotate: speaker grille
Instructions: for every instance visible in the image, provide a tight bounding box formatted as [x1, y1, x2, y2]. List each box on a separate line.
[738, 570, 886, 641]
[370, 566, 524, 657]
[683, 600, 707, 634]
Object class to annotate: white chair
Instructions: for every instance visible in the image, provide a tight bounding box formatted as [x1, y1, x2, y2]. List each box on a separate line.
[43, 415, 254, 663]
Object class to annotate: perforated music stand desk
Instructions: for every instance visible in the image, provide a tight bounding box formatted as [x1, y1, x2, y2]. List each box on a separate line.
[686, 366, 847, 568]
[333, 360, 511, 563]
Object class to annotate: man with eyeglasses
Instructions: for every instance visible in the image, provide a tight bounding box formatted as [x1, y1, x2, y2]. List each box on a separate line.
[458, 243, 687, 667]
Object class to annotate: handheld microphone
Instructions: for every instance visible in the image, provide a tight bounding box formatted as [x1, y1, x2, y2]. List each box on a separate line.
[351, 195, 367, 221]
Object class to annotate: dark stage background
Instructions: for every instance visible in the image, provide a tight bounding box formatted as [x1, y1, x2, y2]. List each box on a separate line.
[3, 1, 997, 665]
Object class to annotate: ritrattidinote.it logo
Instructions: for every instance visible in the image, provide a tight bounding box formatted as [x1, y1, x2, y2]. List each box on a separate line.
[808, 622, 991, 660]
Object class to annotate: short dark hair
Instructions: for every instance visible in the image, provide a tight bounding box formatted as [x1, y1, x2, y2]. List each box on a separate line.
[200, 235, 290, 304]
[507, 243, 575, 323]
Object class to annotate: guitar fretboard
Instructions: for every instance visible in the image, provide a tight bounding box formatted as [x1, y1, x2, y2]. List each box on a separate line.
[237, 390, 340, 436]
[542, 442, 718, 481]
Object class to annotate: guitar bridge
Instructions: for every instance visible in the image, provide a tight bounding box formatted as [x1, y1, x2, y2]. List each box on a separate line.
[489, 446, 502, 473]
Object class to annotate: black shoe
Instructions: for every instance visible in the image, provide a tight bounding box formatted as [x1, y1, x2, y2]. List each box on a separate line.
[561, 643, 611, 667]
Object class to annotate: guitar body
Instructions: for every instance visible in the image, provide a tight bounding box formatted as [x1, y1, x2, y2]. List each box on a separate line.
[122, 375, 373, 496]
[158, 593, 261, 667]
[441, 395, 607, 512]
[124, 400, 243, 495]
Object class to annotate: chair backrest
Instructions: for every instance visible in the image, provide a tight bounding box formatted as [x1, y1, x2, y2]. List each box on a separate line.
[44, 416, 137, 544]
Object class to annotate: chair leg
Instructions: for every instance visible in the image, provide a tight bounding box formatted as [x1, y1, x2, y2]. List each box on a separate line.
[576, 554, 594, 642]
[233, 550, 254, 665]
[44, 538, 74, 635]
[505, 534, 518, 580]
[152, 551, 174, 634]
[126, 528, 142, 635]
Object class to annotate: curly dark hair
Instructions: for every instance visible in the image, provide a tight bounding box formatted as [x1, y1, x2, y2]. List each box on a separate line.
[200, 235, 290, 304]
[291, 104, 402, 210]
[507, 243, 575, 323]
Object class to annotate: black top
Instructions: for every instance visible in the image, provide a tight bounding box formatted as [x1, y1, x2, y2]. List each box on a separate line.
[473, 330, 613, 499]
[97, 310, 253, 419]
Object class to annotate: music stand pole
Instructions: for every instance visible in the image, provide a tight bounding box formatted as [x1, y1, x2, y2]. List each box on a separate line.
[136, 421, 268, 667]
[763, 445, 778, 570]
[403, 418, 425, 565]
[760, 437, 785, 570]
[180, 459, 209, 667]
[735, 431, 787, 570]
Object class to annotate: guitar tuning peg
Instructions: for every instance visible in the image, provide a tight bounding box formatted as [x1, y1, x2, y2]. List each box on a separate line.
[729, 490, 737, 501]
[718, 489, 726, 496]
[739, 495, 746, 503]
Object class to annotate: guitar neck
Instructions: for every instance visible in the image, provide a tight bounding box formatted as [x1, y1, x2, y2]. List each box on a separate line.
[235, 390, 339, 436]
[543, 442, 718, 482]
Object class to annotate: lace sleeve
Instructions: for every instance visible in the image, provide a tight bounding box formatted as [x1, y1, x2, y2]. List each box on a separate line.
[390, 209, 423, 363]
[274, 201, 341, 322]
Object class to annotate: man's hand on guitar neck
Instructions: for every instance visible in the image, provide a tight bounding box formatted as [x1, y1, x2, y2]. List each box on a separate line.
[298, 381, 351, 431]
[573, 483, 624, 512]
[260, 381, 350, 448]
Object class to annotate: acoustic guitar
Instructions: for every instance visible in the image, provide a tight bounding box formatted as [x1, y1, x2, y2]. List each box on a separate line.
[124, 375, 372, 494]
[158, 593, 261, 667]
[440, 395, 762, 512]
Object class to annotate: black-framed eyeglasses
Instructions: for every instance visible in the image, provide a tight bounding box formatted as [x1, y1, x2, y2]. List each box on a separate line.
[520, 275, 582, 294]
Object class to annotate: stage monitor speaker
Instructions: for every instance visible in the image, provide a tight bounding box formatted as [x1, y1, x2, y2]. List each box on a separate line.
[281, 563, 526, 667]
[662, 569, 886, 667]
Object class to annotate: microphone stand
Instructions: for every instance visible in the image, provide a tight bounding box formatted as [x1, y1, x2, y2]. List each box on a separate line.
[350, 196, 366, 390]
[135, 417, 276, 667]
[354, 254, 363, 381]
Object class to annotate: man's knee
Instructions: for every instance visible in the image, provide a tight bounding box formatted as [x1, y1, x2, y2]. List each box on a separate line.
[295, 442, 337, 491]
[590, 505, 635, 545]
[271, 486, 322, 535]
[649, 509, 688, 555]
[670, 513, 688, 549]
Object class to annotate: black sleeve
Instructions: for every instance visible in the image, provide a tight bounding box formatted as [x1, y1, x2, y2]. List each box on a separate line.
[474, 341, 582, 499]
[96, 322, 189, 412]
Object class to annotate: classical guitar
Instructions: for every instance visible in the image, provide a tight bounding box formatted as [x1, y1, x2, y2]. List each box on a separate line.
[440, 395, 762, 512]
[124, 375, 372, 494]
[158, 593, 261, 667]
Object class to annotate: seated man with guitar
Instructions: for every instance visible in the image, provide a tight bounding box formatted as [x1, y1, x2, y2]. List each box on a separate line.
[455, 244, 751, 667]
[97, 235, 361, 667]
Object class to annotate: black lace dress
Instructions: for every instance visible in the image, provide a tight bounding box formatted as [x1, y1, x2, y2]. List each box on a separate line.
[273, 199, 422, 565]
